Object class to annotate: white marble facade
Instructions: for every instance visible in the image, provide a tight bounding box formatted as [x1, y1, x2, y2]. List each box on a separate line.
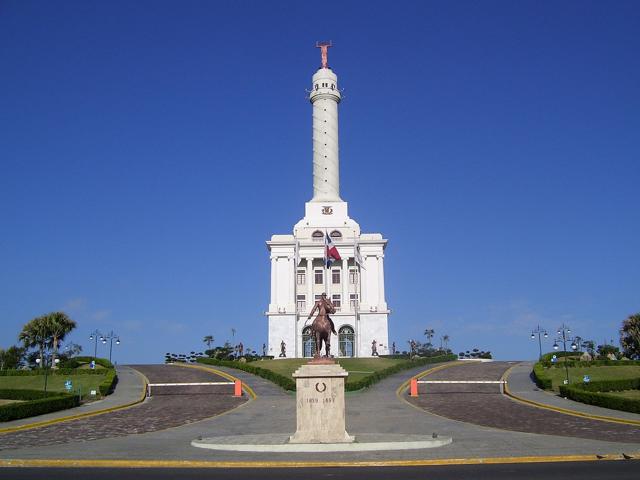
[265, 48, 389, 358]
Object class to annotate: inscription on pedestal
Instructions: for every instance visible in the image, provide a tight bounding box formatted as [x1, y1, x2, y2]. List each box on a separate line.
[289, 363, 354, 444]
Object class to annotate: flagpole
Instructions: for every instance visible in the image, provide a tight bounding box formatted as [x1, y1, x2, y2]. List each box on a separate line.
[293, 240, 298, 359]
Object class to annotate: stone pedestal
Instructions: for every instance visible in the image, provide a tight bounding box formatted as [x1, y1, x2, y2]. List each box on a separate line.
[289, 362, 354, 444]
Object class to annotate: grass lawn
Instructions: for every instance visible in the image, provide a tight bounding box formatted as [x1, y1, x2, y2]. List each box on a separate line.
[255, 358, 403, 385]
[541, 365, 640, 391]
[605, 390, 640, 400]
[0, 373, 107, 395]
[0, 399, 24, 406]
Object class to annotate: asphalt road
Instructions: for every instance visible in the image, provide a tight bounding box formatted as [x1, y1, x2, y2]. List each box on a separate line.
[1, 461, 639, 480]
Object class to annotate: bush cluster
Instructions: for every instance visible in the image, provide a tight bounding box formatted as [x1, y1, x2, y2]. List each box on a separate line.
[62, 356, 114, 369]
[196, 354, 457, 392]
[539, 359, 640, 369]
[345, 354, 457, 391]
[559, 378, 640, 414]
[0, 389, 80, 422]
[0, 369, 109, 377]
[99, 368, 118, 396]
[532, 362, 553, 389]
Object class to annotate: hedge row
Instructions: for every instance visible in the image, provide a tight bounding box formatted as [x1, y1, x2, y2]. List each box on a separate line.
[539, 359, 640, 369]
[559, 378, 640, 414]
[344, 354, 458, 391]
[98, 368, 118, 396]
[196, 358, 296, 390]
[532, 362, 553, 390]
[62, 356, 114, 369]
[0, 389, 80, 422]
[196, 354, 457, 392]
[0, 369, 110, 377]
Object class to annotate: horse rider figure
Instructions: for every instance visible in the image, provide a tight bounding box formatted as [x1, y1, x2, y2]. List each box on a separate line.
[307, 292, 337, 357]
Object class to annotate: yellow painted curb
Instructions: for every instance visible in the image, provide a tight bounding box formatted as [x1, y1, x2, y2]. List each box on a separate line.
[171, 362, 257, 399]
[0, 453, 637, 469]
[0, 369, 149, 435]
[502, 365, 640, 427]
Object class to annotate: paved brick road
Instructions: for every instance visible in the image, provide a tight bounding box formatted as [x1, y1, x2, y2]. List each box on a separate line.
[0, 365, 246, 451]
[407, 361, 640, 443]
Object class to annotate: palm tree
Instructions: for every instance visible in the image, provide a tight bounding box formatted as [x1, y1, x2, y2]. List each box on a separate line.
[203, 335, 214, 349]
[424, 329, 435, 348]
[18, 316, 48, 368]
[442, 334, 450, 351]
[45, 312, 76, 367]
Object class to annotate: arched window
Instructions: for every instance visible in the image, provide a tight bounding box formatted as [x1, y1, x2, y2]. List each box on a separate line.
[338, 326, 355, 357]
[302, 326, 315, 358]
[330, 230, 342, 240]
[312, 230, 324, 242]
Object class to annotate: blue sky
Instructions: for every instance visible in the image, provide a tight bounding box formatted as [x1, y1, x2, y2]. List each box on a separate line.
[1, 1, 638, 363]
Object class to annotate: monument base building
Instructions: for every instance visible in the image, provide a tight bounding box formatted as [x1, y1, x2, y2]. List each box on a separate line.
[266, 44, 389, 358]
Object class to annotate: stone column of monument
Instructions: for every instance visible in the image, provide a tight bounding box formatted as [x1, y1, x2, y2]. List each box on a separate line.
[310, 43, 342, 203]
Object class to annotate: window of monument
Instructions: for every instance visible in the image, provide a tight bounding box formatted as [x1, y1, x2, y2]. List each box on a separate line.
[314, 269, 323, 284]
[332, 269, 340, 284]
[349, 294, 358, 310]
[332, 294, 341, 311]
[315, 294, 322, 301]
[349, 269, 358, 284]
[296, 294, 306, 311]
[312, 230, 324, 242]
[330, 230, 342, 240]
[297, 269, 306, 285]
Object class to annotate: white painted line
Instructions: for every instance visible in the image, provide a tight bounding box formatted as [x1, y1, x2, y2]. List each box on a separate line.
[147, 382, 234, 387]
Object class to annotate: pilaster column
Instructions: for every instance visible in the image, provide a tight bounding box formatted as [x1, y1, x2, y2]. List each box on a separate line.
[342, 258, 349, 312]
[360, 256, 367, 309]
[306, 258, 314, 313]
[270, 256, 277, 307]
[378, 255, 386, 309]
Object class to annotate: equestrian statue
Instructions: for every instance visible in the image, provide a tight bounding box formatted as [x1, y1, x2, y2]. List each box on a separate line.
[307, 292, 337, 357]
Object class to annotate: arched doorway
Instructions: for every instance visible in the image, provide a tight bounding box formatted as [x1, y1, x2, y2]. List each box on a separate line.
[302, 326, 315, 357]
[339, 326, 355, 357]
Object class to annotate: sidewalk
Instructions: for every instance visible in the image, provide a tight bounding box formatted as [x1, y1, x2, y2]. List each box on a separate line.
[0, 365, 146, 431]
[505, 362, 640, 423]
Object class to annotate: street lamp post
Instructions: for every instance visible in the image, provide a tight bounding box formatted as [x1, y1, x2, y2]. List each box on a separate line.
[103, 331, 121, 363]
[530, 325, 548, 361]
[35, 355, 60, 392]
[553, 324, 578, 386]
[89, 330, 104, 360]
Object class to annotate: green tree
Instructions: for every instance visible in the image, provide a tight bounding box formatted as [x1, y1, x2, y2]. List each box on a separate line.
[44, 312, 77, 367]
[203, 335, 214, 349]
[0, 345, 25, 370]
[423, 329, 435, 349]
[18, 316, 48, 367]
[620, 313, 640, 359]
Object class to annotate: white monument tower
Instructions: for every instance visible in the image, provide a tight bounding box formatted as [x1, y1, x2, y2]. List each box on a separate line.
[266, 43, 389, 358]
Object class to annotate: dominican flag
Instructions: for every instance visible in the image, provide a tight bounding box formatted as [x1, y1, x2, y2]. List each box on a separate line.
[324, 231, 341, 268]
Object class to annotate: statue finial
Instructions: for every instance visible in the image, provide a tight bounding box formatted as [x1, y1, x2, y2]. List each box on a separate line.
[315, 41, 332, 69]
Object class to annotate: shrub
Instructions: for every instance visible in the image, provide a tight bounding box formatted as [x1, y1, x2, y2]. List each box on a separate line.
[0, 389, 80, 422]
[0, 368, 109, 377]
[196, 354, 457, 392]
[61, 356, 114, 369]
[532, 362, 553, 389]
[559, 378, 640, 414]
[98, 368, 118, 396]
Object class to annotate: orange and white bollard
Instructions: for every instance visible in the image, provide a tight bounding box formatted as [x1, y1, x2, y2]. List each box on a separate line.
[234, 379, 242, 397]
[410, 378, 418, 397]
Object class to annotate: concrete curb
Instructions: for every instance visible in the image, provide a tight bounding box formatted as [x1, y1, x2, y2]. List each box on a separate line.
[501, 365, 640, 427]
[0, 369, 149, 435]
[0, 454, 638, 469]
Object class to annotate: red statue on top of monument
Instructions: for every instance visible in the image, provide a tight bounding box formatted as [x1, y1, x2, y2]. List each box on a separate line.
[316, 41, 332, 69]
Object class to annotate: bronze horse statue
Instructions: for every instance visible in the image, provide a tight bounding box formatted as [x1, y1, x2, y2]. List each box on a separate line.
[307, 293, 337, 357]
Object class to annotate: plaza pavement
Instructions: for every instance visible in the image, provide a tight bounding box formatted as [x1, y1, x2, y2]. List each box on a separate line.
[0, 360, 639, 466]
